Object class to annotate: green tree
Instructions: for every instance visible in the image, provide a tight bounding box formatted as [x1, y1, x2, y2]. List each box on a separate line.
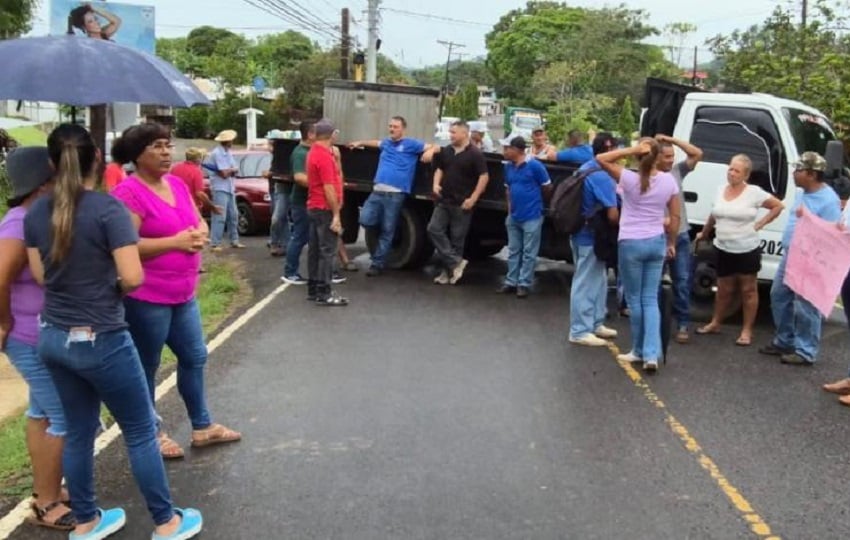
[485, 2, 662, 103]
[445, 83, 479, 120]
[186, 26, 242, 58]
[280, 49, 339, 116]
[708, 1, 850, 134]
[0, 0, 36, 39]
[156, 37, 204, 75]
[249, 31, 315, 86]
[663, 22, 698, 66]
[618, 96, 636, 139]
[377, 54, 412, 85]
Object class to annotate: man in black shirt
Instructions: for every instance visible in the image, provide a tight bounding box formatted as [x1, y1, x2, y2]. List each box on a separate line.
[426, 121, 489, 285]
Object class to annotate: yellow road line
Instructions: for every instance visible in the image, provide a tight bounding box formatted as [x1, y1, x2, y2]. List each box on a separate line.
[608, 344, 781, 539]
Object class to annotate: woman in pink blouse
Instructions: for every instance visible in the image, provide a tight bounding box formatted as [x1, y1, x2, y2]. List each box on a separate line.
[111, 123, 240, 459]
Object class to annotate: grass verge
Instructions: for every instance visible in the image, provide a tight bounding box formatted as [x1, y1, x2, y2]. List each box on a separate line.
[0, 259, 246, 501]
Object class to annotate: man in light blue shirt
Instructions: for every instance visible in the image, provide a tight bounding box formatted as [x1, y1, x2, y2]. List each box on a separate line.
[349, 116, 432, 276]
[208, 129, 243, 250]
[555, 129, 593, 164]
[761, 152, 842, 366]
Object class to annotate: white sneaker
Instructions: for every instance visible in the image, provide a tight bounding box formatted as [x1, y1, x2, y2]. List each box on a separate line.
[569, 334, 609, 347]
[643, 360, 659, 372]
[433, 271, 450, 285]
[449, 259, 469, 285]
[594, 325, 618, 339]
[616, 351, 643, 363]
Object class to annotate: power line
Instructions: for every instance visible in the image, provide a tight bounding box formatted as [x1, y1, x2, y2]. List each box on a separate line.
[242, 0, 337, 40]
[264, 0, 338, 38]
[380, 7, 490, 28]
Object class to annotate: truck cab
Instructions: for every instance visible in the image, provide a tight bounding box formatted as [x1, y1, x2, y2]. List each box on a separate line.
[641, 78, 843, 298]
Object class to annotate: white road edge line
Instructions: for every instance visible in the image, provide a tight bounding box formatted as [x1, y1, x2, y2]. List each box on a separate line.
[0, 282, 291, 538]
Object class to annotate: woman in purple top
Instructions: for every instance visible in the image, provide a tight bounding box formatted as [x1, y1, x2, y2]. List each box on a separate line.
[597, 138, 681, 372]
[0, 147, 73, 530]
[111, 123, 241, 460]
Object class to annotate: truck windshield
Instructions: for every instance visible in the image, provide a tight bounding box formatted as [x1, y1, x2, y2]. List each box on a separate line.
[783, 108, 836, 156]
[515, 116, 541, 129]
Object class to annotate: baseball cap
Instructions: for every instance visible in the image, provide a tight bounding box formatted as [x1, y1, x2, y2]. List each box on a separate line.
[499, 136, 527, 151]
[793, 151, 827, 172]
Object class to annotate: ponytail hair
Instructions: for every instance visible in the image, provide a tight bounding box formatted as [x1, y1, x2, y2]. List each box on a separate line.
[46, 124, 97, 263]
[637, 137, 660, 194]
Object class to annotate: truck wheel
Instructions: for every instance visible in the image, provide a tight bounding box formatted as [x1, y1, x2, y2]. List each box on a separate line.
[237, 199, 255, 236]
[364, 206, 429, 269]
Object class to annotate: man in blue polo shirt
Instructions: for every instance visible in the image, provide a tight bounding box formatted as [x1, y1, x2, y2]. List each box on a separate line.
[349, 116, 432, 276]
[569, 133, 620, 347]
[555, 129, 594, 164]
[498, 136, 552, 298]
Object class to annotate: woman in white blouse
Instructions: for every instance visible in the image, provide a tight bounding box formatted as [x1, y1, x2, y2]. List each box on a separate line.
[695, 154, 784, 345]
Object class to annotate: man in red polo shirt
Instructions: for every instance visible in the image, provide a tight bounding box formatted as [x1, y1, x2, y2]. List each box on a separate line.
[306, 119, 348, 306]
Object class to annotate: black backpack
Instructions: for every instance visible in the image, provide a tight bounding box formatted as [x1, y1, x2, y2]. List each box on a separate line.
[549, 167, 600, 235]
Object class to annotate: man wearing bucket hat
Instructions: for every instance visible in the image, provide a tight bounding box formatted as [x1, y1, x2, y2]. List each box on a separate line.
[0, 147, 75, 531]
[760, 151, 842, 366]
[208, 129, 244, 251]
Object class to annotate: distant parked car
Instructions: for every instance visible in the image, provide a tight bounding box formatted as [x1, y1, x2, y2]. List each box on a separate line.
[202, 150, 272, 236]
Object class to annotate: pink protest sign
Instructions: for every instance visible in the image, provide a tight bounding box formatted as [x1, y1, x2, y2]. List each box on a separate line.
[784, 211, 850, 317]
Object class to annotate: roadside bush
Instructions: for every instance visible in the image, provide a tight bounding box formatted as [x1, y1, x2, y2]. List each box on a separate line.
[175, 106, 211, 139]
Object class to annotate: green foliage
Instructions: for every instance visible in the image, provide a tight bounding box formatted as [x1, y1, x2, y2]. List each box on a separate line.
[376, 54, 412, 85]
[708, 1, 850, 136]
[0, 0, 36, 39]
[186, 26, 242, 58]
[248, 31, 315, 86]
[205, 93, 286, 142]
[444, 83, 479, 121]
[411, 59, 491, 90]
[280, 49, 339, 117]
[618, 96, 636, 139]
[174, 106, 211, 139]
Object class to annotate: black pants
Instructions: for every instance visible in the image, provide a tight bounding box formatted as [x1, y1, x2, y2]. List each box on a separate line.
[308, 210, 337, 298]
[842, 268, 850, 326]
[427, 203, 472, 271]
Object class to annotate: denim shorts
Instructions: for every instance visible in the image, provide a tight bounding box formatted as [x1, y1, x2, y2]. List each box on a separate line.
[4, 337, 67, 436]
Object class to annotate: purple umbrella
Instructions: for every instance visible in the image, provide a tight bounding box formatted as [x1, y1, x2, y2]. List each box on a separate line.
[0, 35, 209, 107]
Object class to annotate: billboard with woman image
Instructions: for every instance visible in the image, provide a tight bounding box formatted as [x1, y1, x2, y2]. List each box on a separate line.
[50, 1, 155, 53]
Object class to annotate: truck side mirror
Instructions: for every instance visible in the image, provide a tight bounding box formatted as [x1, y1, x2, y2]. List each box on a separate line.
[824, 140, 844, 179]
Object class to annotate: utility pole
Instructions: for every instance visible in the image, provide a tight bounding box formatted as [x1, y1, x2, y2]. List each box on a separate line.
[437, 40, 464, 119]
[366, 0, 380, 82]
[340, 8, 350, 80]
[691, 45, 699, 87]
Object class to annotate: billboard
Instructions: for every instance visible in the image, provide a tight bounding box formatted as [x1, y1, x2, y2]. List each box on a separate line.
[49, 1, 156, 54]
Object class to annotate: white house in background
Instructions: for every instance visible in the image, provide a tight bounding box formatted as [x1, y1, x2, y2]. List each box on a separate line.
[478, 86, 500, 117]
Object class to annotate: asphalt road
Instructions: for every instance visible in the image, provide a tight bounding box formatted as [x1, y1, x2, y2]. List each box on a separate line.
[7, 237, 850, 539]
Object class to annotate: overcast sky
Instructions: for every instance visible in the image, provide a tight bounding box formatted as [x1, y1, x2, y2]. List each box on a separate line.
[31, 0, 788, 68]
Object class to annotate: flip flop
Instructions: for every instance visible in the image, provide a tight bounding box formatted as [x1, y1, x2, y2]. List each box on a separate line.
[735, 336, 752, 346]
[191, 423, 242, 448]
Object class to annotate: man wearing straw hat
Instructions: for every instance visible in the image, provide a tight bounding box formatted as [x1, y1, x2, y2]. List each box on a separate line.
[208, 129, 245, 251]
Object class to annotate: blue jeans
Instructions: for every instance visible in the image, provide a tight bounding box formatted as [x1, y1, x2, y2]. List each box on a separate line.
[5, 337, 67, 436]
[270, 184, 291, 250]
[505, 216, 543, 288]
[284, 203, 310, 277]
[669, 232, 692, 328]
[210, 190, 239, 246]
[771, 257, 823, 362]
[569, 239, 608, 339]
[360, 191, 406, 269]
[38, 324, 174, 526]
[619, 235, 666, 361]
[123, 297, 212, 430]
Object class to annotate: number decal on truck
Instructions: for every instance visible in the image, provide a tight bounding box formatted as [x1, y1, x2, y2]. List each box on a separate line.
[759, 239, 784, 256]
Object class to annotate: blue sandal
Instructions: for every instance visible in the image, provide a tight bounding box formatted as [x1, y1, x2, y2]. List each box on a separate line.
[151, 508, 203, 540]
[69, 508, 126, 540]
